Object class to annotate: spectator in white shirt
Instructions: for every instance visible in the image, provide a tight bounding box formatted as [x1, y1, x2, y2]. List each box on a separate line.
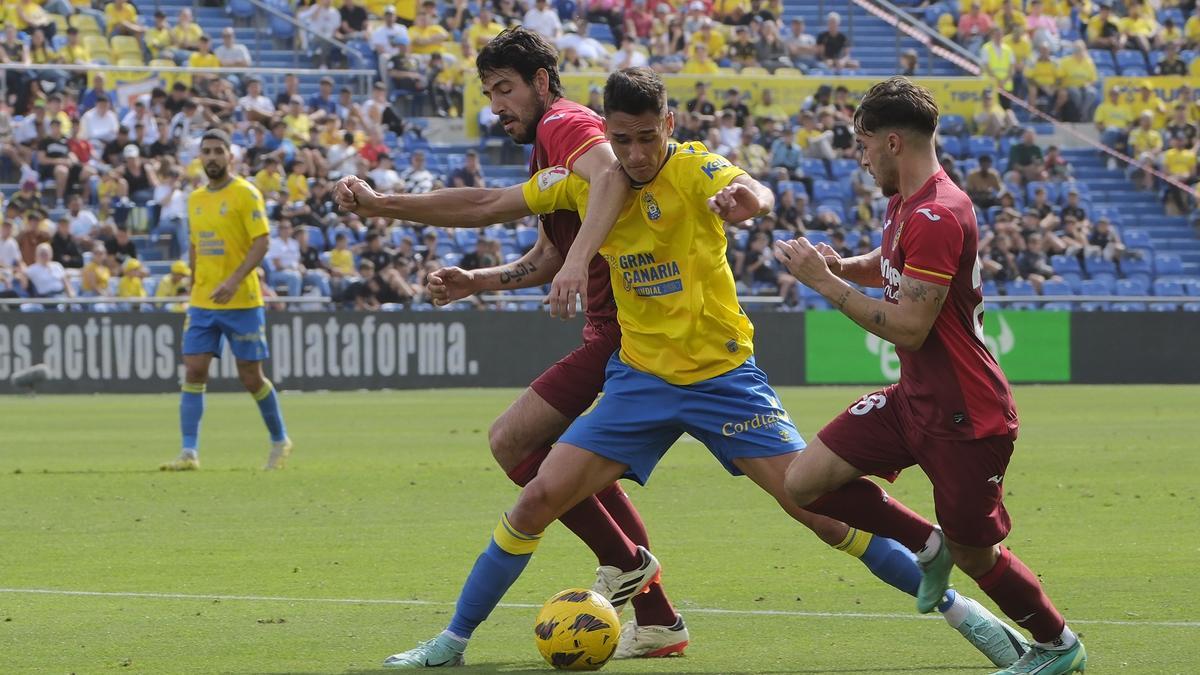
[67, 194, 99, 240]
[25, 243, 71, 297]
[612, 34, 648, 69]
[524, 0, 563, 39]
[150, 169, 189, 258]
[215, 27, 252, 67]
[400, 150, 436, 193]
[368, 154, 403, 192]
[120, 100, 160, 147]
[369, 5, 409, 60]
[299, 0, 344, 68]
[237, 77, 276, 125]
[0, 220, 23, 289]
[80, 97, 120, 151]
[557, 23, 607, 64]
[325, 131, 360, 179]
[266, 219, 304, 297]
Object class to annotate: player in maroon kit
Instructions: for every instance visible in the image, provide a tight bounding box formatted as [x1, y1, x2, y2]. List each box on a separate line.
[775, 77, 1087, 675]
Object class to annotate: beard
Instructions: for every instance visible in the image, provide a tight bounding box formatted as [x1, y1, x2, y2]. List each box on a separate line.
[503, 98, 549, 145]
[204, 163, 228, 181]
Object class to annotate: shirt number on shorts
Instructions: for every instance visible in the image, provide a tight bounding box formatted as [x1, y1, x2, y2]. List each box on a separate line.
[849, 393, 887, 416]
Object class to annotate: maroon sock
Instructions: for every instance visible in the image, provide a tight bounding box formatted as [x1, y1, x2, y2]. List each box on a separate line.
[505, 447, 640, 571]
[597, 484, 678, 627]
[974, 547, 1066, 644]
[805, 478, 934, 552]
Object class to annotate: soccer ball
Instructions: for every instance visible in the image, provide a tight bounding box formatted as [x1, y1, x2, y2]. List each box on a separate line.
[533, 588, 620, 671]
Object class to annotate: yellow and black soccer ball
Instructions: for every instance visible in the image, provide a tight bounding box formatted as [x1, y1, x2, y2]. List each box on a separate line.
[533, 588, 620, 670]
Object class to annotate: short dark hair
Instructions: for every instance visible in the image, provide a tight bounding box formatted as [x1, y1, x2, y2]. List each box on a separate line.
[603, 67, 667, 117]
[853, 76, 939, 137]
[201, 129, 231, 148]
[476, 27, 564, 99]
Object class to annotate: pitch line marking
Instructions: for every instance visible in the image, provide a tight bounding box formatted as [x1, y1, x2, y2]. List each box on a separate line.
[1, 587, 1196, 629]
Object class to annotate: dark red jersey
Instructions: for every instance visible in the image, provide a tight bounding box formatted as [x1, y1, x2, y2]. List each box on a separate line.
[530, 98, 617, 325]
[879, 169, 1018, 440]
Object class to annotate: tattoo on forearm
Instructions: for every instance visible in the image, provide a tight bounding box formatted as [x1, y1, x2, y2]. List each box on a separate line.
[872, 310, 887, 326]
[904, 278, 930, 302]
[498, 261, 538, 285]
[834, 289, 850, 310]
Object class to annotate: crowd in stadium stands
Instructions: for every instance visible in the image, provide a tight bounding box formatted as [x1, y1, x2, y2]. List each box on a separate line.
[0, 0, 1193, 309]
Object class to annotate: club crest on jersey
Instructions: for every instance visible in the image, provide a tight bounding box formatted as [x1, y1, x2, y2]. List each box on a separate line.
[537, 166, 570, 191]
[219, 202, 228, 217]
[642, 192, 661, 220]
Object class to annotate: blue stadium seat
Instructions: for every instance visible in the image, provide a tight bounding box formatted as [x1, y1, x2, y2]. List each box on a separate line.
[733, 230, 749, 249]
[1153, 279, 1184, 296]
[830, 158, 858, 179]
[982, 280, 998, 297]
[442, 252, 462, 267]
[229, 0, 256, 19]
[967, 136, 996, 158]
[1040, 279, 1073, 296]
[1155, 253, 1184, 275]
[1026, 181, 1059, 203]
[1121, 65, 1148, 77]
[801, 158, 830, 180]
[1085, 256, 1117, 276]
[939, 136, 963, 158]
[1111, 302, 1147, 311]
[1122, 229, 1153, 249]
[1089, 271, 1118, 288]
[1182, 278, 1200, 296]
[1182, 302, 1200, 312]
[1059, 272, 1083, 292]
[817, 203, 846, 222]
[777, 180, 808, 198]
[812, 180, 847, 203]
[938, 115, 967, 137]
[1148, 303, 1178, 312]
[805, 231, 831, 247]
[1115, 278, 1149, 296]
[1042, 301, 1073, 310]
[302, 225, 325, 251]
[1080, 278, 1113, 295]
[1006, 279, 1036, 296]
[1158, 8, 1185, 25]
[869, 230, 883, 248]
[1051, 254, 1081, 275]
[1120, 252, 1153, 277]
[1078, 301, 1110, 312]
[515, 227, 539, 251]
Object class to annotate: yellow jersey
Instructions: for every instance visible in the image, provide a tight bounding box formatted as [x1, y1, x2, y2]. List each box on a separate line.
[1029, 58, 1059, 89]
[172, 22, 204, 47]
[1164, 148, 1196, 177]
[1187, 15, 1200, 43]
[155, 274, 189, 312]
[188, 52, 221, 70]
[329, 248, 355, 275]
[1093, 100, 1132, 129]
[104, 3, 137, 33]
[145, 27, 171, 56]
[1122, 15, 1157, 37]
[681, 57, 720, 75]
[1057, 57, 1096, 88]
[522, 142, 754, 385]
[409, 24, 449, 55]
[254, 169, 284, 195]
[1129, 127, 1162, 155]
[286, 173, 310, 201]
[283, 113, 312, 143]
[466, 20, 505, 50]
[188, 177, 270, 310]
[82, 261, 110, 294]
[117, 274, 145, 298]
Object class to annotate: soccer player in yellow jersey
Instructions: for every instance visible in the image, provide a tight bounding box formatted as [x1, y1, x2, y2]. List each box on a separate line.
[160, 130, 292, 472]
[358, 68, 1028, 670]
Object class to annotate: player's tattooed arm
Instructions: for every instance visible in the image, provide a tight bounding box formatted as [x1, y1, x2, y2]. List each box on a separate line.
[472, 225, 563, 292]
[498, 261, 539, 285]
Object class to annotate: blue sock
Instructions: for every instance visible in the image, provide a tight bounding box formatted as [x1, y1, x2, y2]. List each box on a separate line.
[447, 514, 542, 640]
[180, 383, 205, 452]
[252, 380, 287, 443]
[852, 530, 957, 613]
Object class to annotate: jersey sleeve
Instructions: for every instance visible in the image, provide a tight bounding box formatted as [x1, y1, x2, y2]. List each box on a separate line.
[540, 110, 608, 170]
[689, 151, 746, 200]
[522, 166, 584, 215]
[242, 182, 271, 239]
[899, 204, 964, 287]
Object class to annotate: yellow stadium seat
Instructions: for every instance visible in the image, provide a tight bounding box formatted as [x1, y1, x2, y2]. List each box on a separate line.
[151, 58, 179, 89]
[51, 14, 68, 34]
[773, 67, 803, 77]
[116, 55, 145, 67]
[69, 13, 101, 36]
[740, 66, 768, 75]
[83, 34, 111, 62]
[111, 35, 141, 57]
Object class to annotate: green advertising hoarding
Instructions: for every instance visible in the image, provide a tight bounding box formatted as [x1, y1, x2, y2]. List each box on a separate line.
[804, 310, 1071, 384]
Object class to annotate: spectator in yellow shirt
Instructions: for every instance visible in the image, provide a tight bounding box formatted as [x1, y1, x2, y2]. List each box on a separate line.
[981, 28, 1015, 89]
[187, 36, 222, 94]
[154, 259, 191, 312]
[329, 232, 355, 277]
[254, 156, 285, 201]
[996, 0, 1027, 33]
[1159, 17, 1182, 46]
[81, 243, 112, 295]
[145, 11, 173, 59]
[171, 8, 205, 60]
[117, 257, 147, 300]
[681, 41, 721, 74]
[1027, 44, 1060, 110]
[975, 86, 1019, 137]
[1004, 25, 1034, 63]
[1094, 86, 1133, 158]
[690, 19, 727, 59]
[105, 0, 145, 37]
[1121, 5, 1160, 55]
[466, 6, 505, 51]
[1162, 134, 1197, 213]
[286, 168, 310, 203]
[408, 11, 449, 55]
[1186, 8, 1200, 50]
[1085, 4, 1123, 54]
[60, 27, 89, 68]
[1128, 111, 1163, 190]
[1132, 82, 1167, 128]
[1057, 41, 1097, 122]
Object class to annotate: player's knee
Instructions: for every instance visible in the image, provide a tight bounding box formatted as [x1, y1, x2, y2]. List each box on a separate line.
[509, 479, 560, 533]
[236, 365, 265, 392]
[783, 459, 821, 508]
[945, 539, 1000, 578]
[488, 416, 526, 471]
[184, 364, 209, 384]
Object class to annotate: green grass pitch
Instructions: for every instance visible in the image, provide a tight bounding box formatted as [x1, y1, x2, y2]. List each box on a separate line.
[1, 385, 1196, 674]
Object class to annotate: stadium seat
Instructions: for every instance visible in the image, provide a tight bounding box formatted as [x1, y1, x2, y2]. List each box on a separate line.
[229, 0, 256, 19]
[816, 203, 846, 222]
[772, 229, 793, 242]
[1026, 181, 1059, 204]
[1120, 65, 1148, 77]
[1148, 303, 1178, 312]
[869, 230, 883, 248]
[982, 280, 998, 297]
[1085, 256, 1117, 276]
[69, 13, 101, 35]
[1120, 252, 1153, 277]
[1115, 278, 1149, 296]
[1077, 301, 1110, 312]
[83, 35, 111, 63]
[111, 35, 141, 58]
[800, 158, 829, 180]
[830, 158, 858, 179]
[443, 252, 463, 267]
[1182, 303, 1200, 312]
[1059, 272, 1083, 292]
[938, 114, 966, 137]
[939, 136, 962, 157]
[1040, 280, 1073, 297]
[967, 136, 996, 158]
[1080, 278, 1113, 295]
[812, 180, 847, 203]
[454, 229, 478, 251]
[1051, 254, 1081, 276]
[1122, 230, 1153, 249]
[805, 231, 831, 247]
[777, 180, 807, 198]
[1006, 279, 1036, 296]
[515, 227, 538, 251]
[303, 226, 325, 251]
[1042, 301, 1073, 311]
[1155, 254, 1184, 275]
[1182, 278, 1200, 296]
[1153, 279, 1184, 296]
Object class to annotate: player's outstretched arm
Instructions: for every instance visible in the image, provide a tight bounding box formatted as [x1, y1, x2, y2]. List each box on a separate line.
[333, 176, 534, 228]
[428, 226, 564, 306]
[546, 149, 630, 319]
[708, 175, 775, 222]
[824, 246, 886, 287]
[773, 238, 945, 352]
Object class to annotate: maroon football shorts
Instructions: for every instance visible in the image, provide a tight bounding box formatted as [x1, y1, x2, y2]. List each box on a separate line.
[530, 319, 621, 420]
[818, 383, 1017, 547]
